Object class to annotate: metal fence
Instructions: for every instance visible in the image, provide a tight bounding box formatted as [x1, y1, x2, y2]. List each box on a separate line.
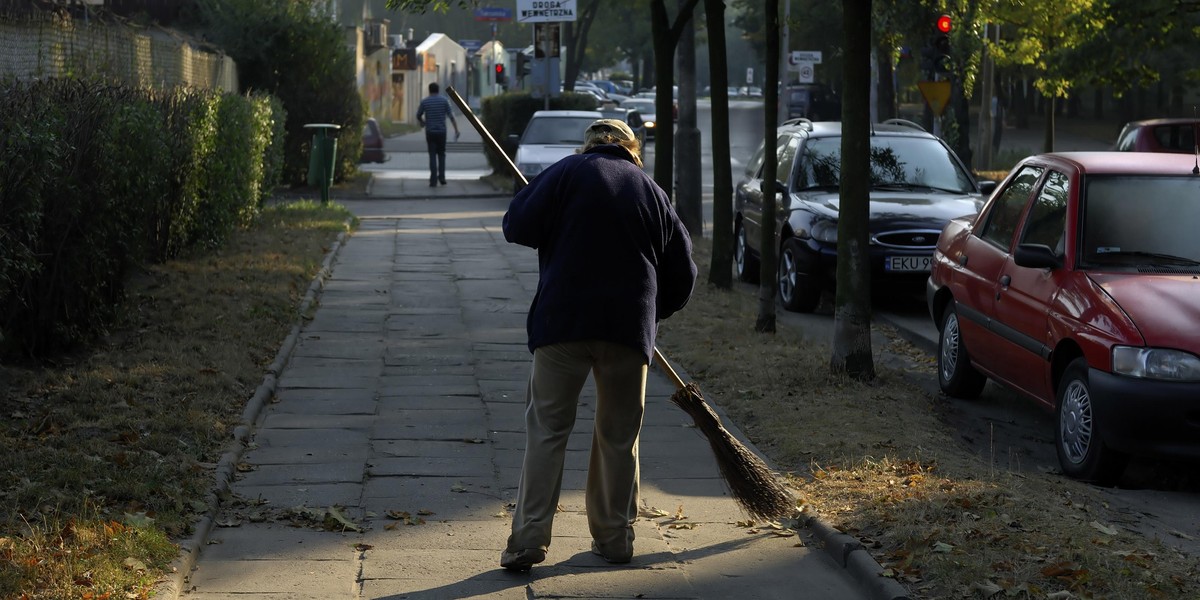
[0, 12, 237, 93]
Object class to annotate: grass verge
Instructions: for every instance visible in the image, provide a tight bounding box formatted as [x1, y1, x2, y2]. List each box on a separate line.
[656, 240, 1199, 599]
[0, 200, 354, 599]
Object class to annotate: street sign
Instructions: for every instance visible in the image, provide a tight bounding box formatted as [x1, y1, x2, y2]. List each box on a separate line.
[796, 62, 814, 83]
[517, 0, 577, 23]
[789, 51, 822, 65]
[918, 80, 952, 116]
[473, 7, 513, 21]
[459, 39, 483, 53]
[746, 67, 753, 84]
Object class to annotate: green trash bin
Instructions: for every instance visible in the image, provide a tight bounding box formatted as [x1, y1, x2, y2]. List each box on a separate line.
[305, 123, 341, 204]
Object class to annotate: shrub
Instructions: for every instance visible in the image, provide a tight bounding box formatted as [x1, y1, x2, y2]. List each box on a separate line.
[189, 0, 364, 187]
[0, 79, 285, 357]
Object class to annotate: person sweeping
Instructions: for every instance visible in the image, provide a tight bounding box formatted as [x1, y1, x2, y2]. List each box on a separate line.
[500, 119, 697, 571]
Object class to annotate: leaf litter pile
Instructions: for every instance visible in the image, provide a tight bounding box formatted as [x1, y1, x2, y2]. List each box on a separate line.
[654, 241, 1198, 599]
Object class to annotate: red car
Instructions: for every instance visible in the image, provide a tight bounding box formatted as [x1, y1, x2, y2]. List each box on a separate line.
[927, 152, 1200, 483]
[1113, 118, 1200, 154]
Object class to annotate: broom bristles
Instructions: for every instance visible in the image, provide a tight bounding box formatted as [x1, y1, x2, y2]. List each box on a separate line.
[669, 383, 796, 521]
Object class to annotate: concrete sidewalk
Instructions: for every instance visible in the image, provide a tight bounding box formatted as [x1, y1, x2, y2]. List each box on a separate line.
[177, 179, 892, 599]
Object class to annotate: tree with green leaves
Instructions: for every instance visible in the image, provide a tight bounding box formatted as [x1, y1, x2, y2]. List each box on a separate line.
[989, 0, 1105, 152]
[190, 0, 363, 186]
[830, 0, 873, 379]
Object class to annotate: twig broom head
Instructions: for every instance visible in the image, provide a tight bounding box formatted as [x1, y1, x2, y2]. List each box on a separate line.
[669, 383, 797, 521]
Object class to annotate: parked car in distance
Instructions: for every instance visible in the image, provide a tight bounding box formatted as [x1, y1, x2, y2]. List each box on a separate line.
[509, 110, 603, 189]
[734, 119, 994, 312]
[1113, 118, 1200, 153]
[785, 83, 840, 121]
[618, 99, 660, 140]
[927, 152, 1200, 484]
[598, 102, 646, 150]
[360, 117, 387, 163]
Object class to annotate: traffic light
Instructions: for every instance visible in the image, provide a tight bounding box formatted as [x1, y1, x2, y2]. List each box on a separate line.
[495, 63, 506, 85]
[516, 52, 530, 77]
[932, 14, 952, 75]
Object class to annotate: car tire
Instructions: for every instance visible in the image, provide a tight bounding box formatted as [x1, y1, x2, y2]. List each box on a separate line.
[777, 238, 820, 313]
[734, 222, 759, 284]
[937, 302, 987, 398]
[1055, 358, 1127, 484]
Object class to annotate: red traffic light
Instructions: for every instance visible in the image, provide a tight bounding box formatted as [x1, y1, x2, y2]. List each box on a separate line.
[495, 64, 504, 74]
[936, 14, 952, 33]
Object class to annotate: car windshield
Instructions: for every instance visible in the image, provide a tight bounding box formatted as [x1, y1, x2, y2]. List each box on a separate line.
[1081, 175, 1200, 267]
[795, 136, 975, 193]
[622, 100, 655, 114]
[521, 117, 597, 145]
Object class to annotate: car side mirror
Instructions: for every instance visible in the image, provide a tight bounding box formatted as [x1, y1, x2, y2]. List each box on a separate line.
[979, 180, 997, 195]
[1014, 243, 1061, 269]
[776, 180, 788, 195]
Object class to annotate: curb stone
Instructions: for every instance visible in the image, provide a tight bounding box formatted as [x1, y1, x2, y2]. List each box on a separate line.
[153, 219, 353, 600]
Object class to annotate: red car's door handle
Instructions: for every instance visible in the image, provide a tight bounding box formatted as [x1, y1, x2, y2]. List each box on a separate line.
[1000, 274, 1011, 287]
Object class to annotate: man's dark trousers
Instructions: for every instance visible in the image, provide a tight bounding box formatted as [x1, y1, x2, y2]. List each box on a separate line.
[426, 130, 448, 185]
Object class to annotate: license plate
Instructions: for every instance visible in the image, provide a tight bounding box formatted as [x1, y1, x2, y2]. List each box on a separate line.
[885, 255, 932, 272]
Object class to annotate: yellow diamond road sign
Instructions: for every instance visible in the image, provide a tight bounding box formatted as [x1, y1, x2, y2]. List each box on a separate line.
[918, 81, 951, 116]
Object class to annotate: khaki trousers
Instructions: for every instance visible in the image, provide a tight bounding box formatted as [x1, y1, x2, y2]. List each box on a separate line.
[506, 340, 648, 555]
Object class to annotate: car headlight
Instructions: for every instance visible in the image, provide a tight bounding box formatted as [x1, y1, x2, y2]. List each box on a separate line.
[644, 121, 656, 129]
[1112, 346, 1200, 381]
[810, 220, 838, 243]
[518, 163, 543, 177]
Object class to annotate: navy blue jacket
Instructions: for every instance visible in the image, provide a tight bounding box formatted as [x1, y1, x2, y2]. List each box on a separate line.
[502, 144, 697, 362]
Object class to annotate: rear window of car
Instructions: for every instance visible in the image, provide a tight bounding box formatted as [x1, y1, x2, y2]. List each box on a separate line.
[794, 135, 975, 192]
[622, 100, 655, 113]
[521, 117, 597, 145]
[1081, 175, 1200, 266]
[1151, 125, 1197, 153]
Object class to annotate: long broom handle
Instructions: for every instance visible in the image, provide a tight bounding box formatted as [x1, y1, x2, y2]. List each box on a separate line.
[446, 87, 688, 393]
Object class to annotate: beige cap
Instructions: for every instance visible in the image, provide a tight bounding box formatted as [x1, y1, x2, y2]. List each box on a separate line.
[584, 118, 636, 144]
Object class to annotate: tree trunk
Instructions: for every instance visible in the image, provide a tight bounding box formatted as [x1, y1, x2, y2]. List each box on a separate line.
[755, 0, 779, 334]
[1043, 96, 1055, 153]
[649, 0, 701, 203]
[830, 0, 873, 379]
[676, 0, 703, 237]
[705, 0, 733, 289]
[562, 0, 601, 91]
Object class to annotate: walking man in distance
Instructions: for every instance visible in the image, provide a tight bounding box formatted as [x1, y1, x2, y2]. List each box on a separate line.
[416, 82, 460, 187]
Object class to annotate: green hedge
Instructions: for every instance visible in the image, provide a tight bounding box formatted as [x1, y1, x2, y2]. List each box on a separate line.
[0, 79, 286, 357]
[480, 91, 600, 174]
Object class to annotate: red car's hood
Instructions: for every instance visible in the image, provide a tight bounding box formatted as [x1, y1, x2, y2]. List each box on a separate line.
[1089, 273, 1200, 351]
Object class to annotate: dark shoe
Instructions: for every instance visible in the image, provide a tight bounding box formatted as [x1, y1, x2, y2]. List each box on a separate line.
[439, 179, 447, 185]
[500, 548, 546, 572]
[591, 540, 632, 564]
[429, 181, 437, 187]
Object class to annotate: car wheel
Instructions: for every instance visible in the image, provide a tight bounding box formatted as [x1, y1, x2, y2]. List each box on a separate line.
[734, 222, 759, 283]
[937, 302, 986, 398]
[777, 238, 820, 313]
[1055, 358, 1127, 484]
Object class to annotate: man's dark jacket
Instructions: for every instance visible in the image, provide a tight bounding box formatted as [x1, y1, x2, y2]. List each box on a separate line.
[502, 144, 697, 362]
